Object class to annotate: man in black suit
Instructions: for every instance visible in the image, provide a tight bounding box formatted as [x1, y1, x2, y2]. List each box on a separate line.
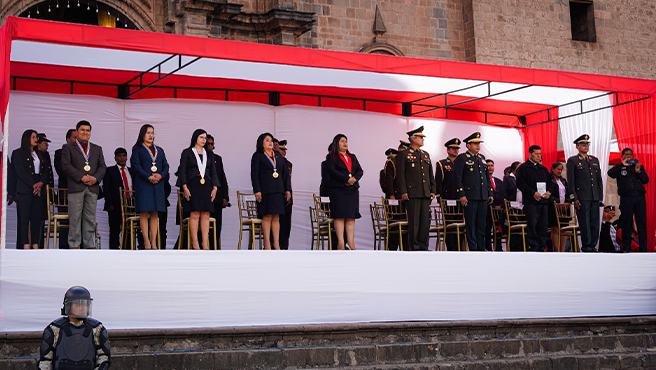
[102, 148, 133, 249]
[278, 140, 293, 250]
[61, 121, 106, 249]
[485, 159, 505, 251]
[37, 133, 53, 248]
[502, 161, 521, 201]
[206, 135, 229, 249]
[516, 145, 551, 252]
[54, 129, 77, 249]
[599, 205, 621, 253]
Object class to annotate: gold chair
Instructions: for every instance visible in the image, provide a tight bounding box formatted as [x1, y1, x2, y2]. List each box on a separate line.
[312, 194, 334, 250]
[554, 202, 580, 252]
[504, 199, 527, 252]
[236, 191, 263, 250]
[439, 198, 467, 251]
[489, 205, 506, 252]
[381, 197, 408, 251]
[370, 203, 388, 250]
[45, 185, 69, 249]
[177, 190, 218, 250]
[119, 188, 144, 250]
[429, 204, 444, 251]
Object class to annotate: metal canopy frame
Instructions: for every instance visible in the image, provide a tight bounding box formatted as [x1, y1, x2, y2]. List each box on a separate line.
[118, 54, 203, 99]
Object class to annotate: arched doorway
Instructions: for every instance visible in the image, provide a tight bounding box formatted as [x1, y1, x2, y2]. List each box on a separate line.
[18, 0, 137, 29]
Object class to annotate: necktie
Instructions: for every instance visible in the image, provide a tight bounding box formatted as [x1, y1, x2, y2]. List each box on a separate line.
[121, 167, 130, 197]
[491, 176, 496, 192]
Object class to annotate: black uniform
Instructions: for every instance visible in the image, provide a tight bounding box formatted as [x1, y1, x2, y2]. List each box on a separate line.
[54, 147, 70, 249]
[383, 156, 397, 199]
[516, 159, 551, 251]
[435, 157, 459, 250]
[210, 153, 230, 248]
[454, 151, 493, 251]
[608, 162, 649, 252]
[566, 153, 604, 252]
[485, 175, 505, 251]
[38, 317, 111, 370]
[279, 159, 293, 249]
[397, 147, 436, 251]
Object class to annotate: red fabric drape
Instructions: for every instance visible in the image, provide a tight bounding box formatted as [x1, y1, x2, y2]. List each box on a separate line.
[0, 22, 14, 241]
[612, 93, 656, 252]
[522, 107, 559, 168]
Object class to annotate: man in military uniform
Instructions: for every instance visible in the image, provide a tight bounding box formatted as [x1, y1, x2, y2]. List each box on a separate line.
[607, 147, 649, 252]
[396, 126, 436, 251]
[566, 134, 604, 252]
[454, 132, 494, 252]
[382, 148, 398, 199]
[278, 140, 293, 250]
[435, 138, 460, 251]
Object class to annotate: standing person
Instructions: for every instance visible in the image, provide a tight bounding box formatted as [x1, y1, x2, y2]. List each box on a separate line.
[37, 133, 54, 247]
[320, 143, 332, 197]
[178, 129, 220, 250]
[607, 147, 649, 253]
[11, 130, 49, 249]
[130, 124, 170, 250]
[454, 132, 493, 252]
[54, 129, 77, 249]
[502, 161, 521, 201]
[325, 133, 363, 250]
[251, 133, 291, 250]
[485, 158, 505, 251]
[396, 126, 436, 251]
[103, 148, 134, 249]
[515, 145, 551, 252]
[206, 135, 230, 247]
[435, 138, 461, 251]
[547, 161, 571, 252]
[278, 140, 293, 250]
[61, 121, 106, 249]
[381, 148, 397, 199]
[566, 134, 604, 253]
[38, 286, 111, 370]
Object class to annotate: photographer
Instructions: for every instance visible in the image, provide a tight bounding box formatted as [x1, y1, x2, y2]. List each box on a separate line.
[608, 148, 649, 252]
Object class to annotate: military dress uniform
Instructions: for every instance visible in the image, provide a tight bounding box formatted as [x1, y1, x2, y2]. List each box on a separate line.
[435, 138, 460, 251]
[382, 148, 398, 199]
[278, 140, 293, 250]
[454, 132, 493, 251]
[566, 134, 604, 252]
[396, 126, 436, 251]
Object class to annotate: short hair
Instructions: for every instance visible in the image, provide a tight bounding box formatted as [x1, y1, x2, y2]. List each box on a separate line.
[504, 166, 512, 175]
[65, 129, 76, 140]
[114, 147, 127, 157]
[76, 120, 91, 130]
[528, 145, 541, 154]
[485, 159, 494, 164]
[206, 134, 215, 142]
[510, 161, 521, 171]
[272, 138, 279, 144]
[621, 148, 633, 156]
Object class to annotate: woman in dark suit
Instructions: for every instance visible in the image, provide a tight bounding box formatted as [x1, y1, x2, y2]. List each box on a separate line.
[130, 124, 170, 250]
[12, 129, 49, 249]
[178, 129, 219, 250]
[251, 132, 291, 250]
[326, 134, 363, 250]
[547, 161, 572, 252]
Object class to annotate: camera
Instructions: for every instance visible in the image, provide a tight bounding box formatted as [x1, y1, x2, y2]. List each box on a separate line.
[627, 158, 639, 165]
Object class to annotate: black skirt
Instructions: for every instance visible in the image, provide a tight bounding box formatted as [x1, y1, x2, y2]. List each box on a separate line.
[182, 175, 214, 213]
[328, 186, 361, 219]
[257, 192, 286, 218]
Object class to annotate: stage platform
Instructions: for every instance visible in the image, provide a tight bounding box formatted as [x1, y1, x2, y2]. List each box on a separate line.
[1, 249, 655, 332]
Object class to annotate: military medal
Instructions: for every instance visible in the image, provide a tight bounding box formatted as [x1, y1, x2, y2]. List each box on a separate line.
[143, 143, 158, 172]
[76, 140, 91, 172]
[192, 146, 208, 185]
[265, 152, 278, 179]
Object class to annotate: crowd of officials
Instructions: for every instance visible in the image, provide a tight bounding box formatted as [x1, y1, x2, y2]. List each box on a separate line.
[5, 120, 650, 252]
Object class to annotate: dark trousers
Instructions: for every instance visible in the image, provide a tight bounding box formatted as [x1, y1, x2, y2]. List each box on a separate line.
[107, 209, 122, 250]
[620, 194, 647, 252]
[524, 203, 548, 251]
[158, 210, 167, 249]
[577, 200, 601, 250]
[464, 200, 487, 251]
[209, 202, 223, 249]
[279, 203, 292, 250]
[18, 193, 44, 247]
[406, 197, 431, 251]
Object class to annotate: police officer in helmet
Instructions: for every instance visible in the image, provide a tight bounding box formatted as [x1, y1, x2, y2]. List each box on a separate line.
[38, 286, 111, 370]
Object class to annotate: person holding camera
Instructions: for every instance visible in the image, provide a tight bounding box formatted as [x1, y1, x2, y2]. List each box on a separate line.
[608, 147, 649, 252]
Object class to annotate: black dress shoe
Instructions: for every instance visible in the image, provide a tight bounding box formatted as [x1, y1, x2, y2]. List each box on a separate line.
[581, 247, 598, 253]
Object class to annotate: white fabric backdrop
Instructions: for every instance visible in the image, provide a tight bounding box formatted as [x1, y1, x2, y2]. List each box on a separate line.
[1, 249, 655, 332]
[3, 92, 525, 250]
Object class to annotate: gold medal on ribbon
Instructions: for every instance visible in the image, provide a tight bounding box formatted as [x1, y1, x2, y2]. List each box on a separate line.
[84, 163, 91, 172]
[151, 163, 158, 172]
[143, 144, 159, 173]
[200, 178, 206, 185]
[273, 170, 279, 179]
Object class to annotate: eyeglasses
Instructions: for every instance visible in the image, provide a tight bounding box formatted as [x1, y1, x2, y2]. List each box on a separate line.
[207, 142, 214, 146]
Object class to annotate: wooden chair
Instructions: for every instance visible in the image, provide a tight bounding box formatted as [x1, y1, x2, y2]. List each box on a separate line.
[489, 205, 506, 252]
[45, 185, 69, 249]
[177, 190, 218, 250]
[504, 199, 527, 252]
[236, 191, 263, 250]
[312, 194, 334, 250]
[429, 204, 444, 251]
[439, 198, 467, 251]
[370, 203, 388, 250]
[554, 202, 581, 252]
[381, 197, 408, 251]
[119, 189, 146, 250]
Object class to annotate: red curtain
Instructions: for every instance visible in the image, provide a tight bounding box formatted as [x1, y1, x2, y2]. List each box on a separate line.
[612, 93, 656, 252]
[522, 107, 559, 168]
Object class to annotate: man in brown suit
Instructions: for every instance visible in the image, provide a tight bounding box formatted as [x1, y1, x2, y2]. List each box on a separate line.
[61, 120, 107, 249]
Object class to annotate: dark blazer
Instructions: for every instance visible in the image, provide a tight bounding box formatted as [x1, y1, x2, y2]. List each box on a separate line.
[211, 153, 230, 203]
[502, 174, 517, 201]
[177, 147, 220, 188]
[325, 152, 363, 190]
[320, 160, 329, 197]
[382, 157, 396, 198]
[491, 176, 505, 207]
[7, 155, 17, 196]
[547, 176, 571, 204]
[61, 141, 107, 194]
[454, 151, 492, 200]
[599, 220, 621, 253]
[54, 148, 67, 189]
[396, 148, 435, 198]
[515, 159, 551, 205]
[40, 150, 54, 188]
[435, 157, 457, 200]
[566, 154, 604, 202]
[131, 145, 170, 213]
[11, 148, 49, 195]
[608, 162, 649, 197]
[102, 165, 135, 211]
[251, 151, 291, 194]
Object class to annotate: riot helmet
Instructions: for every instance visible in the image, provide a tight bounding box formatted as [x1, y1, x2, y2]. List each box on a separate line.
[60, 286, 93, 319]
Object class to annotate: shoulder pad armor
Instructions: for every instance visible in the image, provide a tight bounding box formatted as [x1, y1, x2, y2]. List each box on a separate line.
[84, 318, 101, 328]
[52, 317, 68, 327]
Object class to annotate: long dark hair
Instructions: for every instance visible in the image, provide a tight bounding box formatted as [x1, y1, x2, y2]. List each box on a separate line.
[255, 132, 273, 153]
[189, 129, 207, 149]
[133, 124, 155, 151]
[330, 134, 349, 161]
[550, 161, 563, 178]
[20, 129, 37, 155]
